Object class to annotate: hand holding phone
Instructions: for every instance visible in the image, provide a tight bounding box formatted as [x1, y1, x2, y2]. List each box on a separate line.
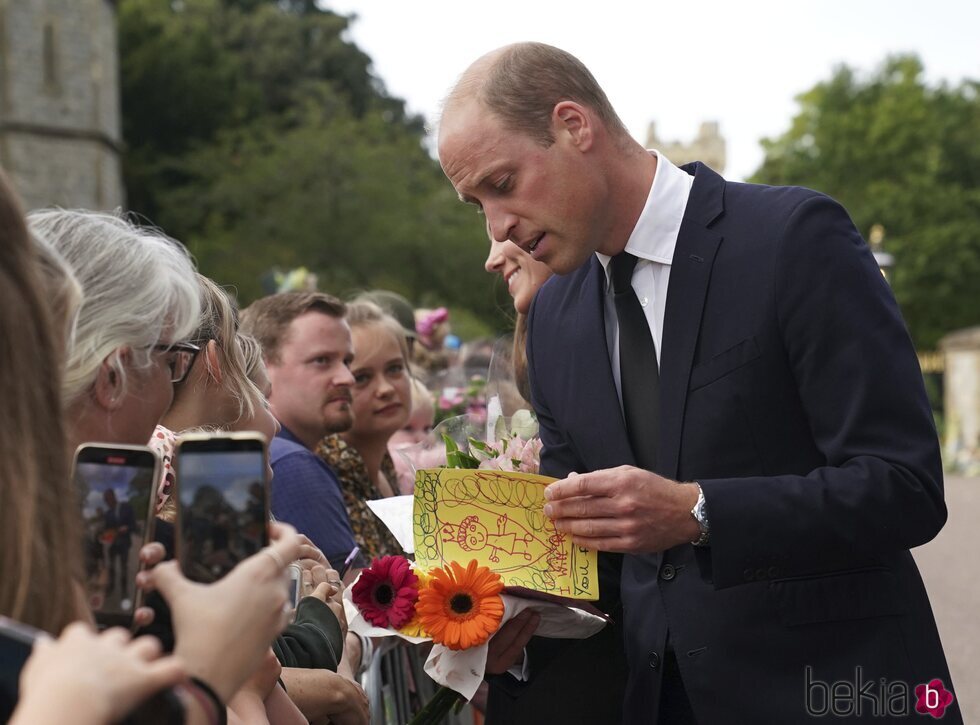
[175, 433, 270, 583]
[73, 444, 162, 628]
[2, 618, 185, 725]
[140, 523, 303, 705]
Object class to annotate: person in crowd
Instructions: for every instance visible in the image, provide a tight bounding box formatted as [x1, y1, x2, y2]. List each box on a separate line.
[317, 301, 410, 560]
[160, 275, 265, 442]
[28, 209, 201, 454]
[438, 41, 958, 724]
[388, 377, 436, 495]
[3, 191, 302, 723]
[240, 292, 365, 570]
[101, 488, 136, 604]
[484, 236, 554, 402]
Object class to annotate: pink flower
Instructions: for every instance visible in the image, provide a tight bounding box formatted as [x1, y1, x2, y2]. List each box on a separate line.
[479, 453, 515, 472]
[517, 437, 543, 474]
[351, 556, 419, 628]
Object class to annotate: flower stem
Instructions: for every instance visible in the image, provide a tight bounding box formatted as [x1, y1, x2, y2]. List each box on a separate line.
[407, 685, 463, 725]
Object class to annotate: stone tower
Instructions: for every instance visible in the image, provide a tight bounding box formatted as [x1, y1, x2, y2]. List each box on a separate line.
[646, 120, 726, 174]
[0, 0, 124, 211]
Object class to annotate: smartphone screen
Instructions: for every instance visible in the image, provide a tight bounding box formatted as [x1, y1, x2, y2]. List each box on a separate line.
[73, 444, 160, 628]
[176, 434, 270, 584]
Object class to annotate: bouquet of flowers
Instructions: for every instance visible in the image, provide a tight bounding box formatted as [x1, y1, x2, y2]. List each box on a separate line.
[346, 553, 605, 724]
[351, 409, 603, 723]
[441, 407, 542, 473]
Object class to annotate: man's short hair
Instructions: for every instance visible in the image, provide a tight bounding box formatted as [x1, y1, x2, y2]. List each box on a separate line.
[240, 292, 345, 364]
[451, 42, 630, 147]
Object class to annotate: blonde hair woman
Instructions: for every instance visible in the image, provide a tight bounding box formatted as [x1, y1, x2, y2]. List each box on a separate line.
[318, 300, 411, 560]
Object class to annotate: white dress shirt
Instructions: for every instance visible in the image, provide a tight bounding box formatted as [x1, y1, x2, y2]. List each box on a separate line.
[595, 150, 694, 410]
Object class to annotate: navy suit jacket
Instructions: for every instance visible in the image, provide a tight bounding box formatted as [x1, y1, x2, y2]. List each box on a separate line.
[525, 163, 960, 723]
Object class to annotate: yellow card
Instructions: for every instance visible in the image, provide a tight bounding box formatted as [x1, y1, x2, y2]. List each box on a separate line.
[413, 468, 599, 600]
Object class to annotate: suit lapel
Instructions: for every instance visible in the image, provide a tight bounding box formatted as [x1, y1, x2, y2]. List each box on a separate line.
[659, 164, 725, 480]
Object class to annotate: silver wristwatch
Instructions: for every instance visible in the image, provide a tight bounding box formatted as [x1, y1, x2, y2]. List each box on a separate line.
[690, 483, 710, 546]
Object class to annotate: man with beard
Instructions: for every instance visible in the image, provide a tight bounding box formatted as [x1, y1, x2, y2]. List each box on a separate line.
[242, 292, 363, 569]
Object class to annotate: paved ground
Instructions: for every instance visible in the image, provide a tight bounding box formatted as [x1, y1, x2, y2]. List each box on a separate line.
[913, 475, 979, 722]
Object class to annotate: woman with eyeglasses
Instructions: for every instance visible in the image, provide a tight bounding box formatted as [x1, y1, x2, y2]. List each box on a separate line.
[28, 209, 202, 452]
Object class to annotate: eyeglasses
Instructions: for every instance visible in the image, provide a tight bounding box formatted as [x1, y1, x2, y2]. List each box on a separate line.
[151, 341, 202, 384]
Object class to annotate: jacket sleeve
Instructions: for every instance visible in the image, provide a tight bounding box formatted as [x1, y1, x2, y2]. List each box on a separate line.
[701, 194, 946, 589]
[273, 597, 343, 671]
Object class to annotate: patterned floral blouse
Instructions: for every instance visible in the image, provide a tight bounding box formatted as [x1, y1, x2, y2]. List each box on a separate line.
[316, 434, 403, 562]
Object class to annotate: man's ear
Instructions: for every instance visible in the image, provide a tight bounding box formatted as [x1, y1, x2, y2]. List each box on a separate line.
[552, 101, 594, 151]
[93, 348, 129, 411]
[204, 339, 223, 385]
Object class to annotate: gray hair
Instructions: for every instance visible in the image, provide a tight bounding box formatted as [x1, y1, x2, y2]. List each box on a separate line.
[30, 231, 83, 359]
[27, 209, 201, 406]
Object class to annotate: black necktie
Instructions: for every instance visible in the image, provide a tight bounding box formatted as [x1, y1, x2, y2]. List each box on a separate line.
[610, 252, 659, 471]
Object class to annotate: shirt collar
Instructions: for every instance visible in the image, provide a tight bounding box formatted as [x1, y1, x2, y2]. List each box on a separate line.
[276, 424, 303, 447]
[596, 150, 694, 287]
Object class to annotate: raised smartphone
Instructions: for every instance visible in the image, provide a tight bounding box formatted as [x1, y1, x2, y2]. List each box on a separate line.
[73, 443, 161, 628]
[175, 432, 270, 584]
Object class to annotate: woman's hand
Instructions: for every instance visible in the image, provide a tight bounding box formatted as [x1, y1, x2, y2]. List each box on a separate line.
[12, 623, 184, 725]
[295, 534, 331, 569]
[132, 541, 169, 627]
[138, 522, 302, 703]
[303, 564, 347, 640]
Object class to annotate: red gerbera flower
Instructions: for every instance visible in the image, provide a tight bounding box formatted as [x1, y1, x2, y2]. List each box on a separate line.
[351, 555, 419, 629]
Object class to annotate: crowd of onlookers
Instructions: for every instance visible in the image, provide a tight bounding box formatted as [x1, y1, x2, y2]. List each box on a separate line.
[0, 165, 553, 724]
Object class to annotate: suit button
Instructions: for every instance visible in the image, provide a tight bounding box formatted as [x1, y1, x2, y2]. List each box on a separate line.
[649, 652, 661, 670]
[743, 568, 755, 582]
[768, 566, 779, 579]
[660, 564, 676, 581]
[755, 568, 767, 581]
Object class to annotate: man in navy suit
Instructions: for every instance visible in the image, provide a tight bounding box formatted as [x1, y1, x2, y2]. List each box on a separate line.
[438, 43, 960, 723]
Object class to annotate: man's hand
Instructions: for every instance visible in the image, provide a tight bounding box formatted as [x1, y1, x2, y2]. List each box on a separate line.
[485, 609, 540, 675]
[543, 467, 700, 553]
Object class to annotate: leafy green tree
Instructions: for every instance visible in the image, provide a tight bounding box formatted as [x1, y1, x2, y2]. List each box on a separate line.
[118, 0, 504, 332]
[752, 55, 980, 349]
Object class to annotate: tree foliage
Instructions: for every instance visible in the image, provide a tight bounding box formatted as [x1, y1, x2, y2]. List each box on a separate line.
[118, 0, 505, 333]
[751, 55, 980, 349]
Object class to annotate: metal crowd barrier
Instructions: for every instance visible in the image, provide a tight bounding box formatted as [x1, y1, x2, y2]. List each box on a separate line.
[360, 639, 476, 725]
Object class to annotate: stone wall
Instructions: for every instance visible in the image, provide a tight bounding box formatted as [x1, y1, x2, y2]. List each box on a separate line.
[0, 0, 123, 210]
[646, 120, 726, 174]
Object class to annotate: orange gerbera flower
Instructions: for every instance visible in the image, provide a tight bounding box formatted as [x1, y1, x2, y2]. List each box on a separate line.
[416, 560, 504, 650]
